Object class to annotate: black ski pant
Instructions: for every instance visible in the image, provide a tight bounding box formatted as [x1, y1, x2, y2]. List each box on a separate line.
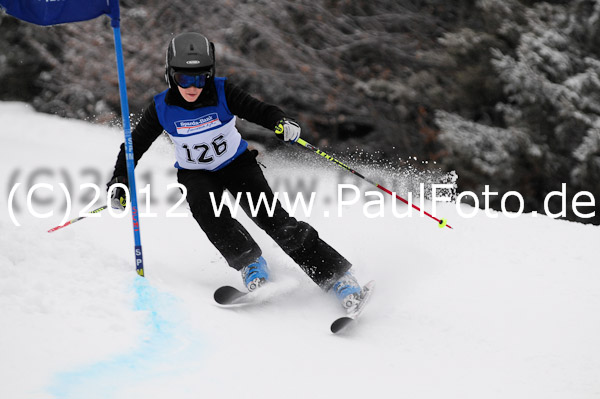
[177, 150, 351, 290]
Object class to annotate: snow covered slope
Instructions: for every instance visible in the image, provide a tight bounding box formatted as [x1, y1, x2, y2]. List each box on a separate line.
[1, 102, 599, 399]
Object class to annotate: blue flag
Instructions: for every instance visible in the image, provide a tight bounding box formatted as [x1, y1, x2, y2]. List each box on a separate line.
[0, 0, 120, 26]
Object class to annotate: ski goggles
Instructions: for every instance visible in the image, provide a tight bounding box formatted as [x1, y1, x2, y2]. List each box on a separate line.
[172, 71, 211, 88]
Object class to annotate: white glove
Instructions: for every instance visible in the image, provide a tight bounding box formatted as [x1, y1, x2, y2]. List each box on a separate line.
[275, 118, 301, 143]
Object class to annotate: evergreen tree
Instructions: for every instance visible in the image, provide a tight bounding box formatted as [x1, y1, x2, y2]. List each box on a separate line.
[436, 0, 600, 223]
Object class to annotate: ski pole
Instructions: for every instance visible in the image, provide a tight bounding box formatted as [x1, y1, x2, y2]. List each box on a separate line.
[47, 205, 107, 233]
[295, 138, 452, 229]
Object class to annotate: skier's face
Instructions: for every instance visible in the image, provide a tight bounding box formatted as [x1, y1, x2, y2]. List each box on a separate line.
[178, 85, 202, 102]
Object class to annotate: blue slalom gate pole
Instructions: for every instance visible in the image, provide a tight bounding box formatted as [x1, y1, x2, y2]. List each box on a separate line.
[0, 0, 145, 276]
[112, 24, 145, 277]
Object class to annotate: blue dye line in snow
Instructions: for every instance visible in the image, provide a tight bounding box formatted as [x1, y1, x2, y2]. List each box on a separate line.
[48, 276, 200, 399]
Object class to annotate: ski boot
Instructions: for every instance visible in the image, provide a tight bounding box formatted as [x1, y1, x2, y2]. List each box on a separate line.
[332, 270, 363, 313]
[241, 256, 269, 292]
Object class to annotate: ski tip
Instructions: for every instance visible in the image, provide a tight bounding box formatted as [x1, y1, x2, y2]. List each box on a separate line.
[214, 285, 246, 305]
[331, 316, 354, 334]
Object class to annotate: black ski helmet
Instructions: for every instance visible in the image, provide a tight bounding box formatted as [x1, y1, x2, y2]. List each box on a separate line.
[165, 32, 216, 87]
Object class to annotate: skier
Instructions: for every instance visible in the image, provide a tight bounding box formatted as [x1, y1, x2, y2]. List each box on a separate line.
[107, 32, 366, 312]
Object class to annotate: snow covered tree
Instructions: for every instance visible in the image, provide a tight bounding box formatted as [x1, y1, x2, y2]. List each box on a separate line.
[3, 0, 598, 223]
[436, 0, 600, 223]
[0, 0, 476, 152]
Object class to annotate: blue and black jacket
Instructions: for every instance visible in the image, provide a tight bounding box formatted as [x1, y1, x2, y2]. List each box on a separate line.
[111, 78, 285, 178]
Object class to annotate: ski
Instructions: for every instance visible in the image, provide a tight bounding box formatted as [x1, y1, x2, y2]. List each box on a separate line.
[213, 285, 250, 305]
[330, 280, 375, 334]
[213, 281, 280, 306]
[215, 280, 375, 334]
